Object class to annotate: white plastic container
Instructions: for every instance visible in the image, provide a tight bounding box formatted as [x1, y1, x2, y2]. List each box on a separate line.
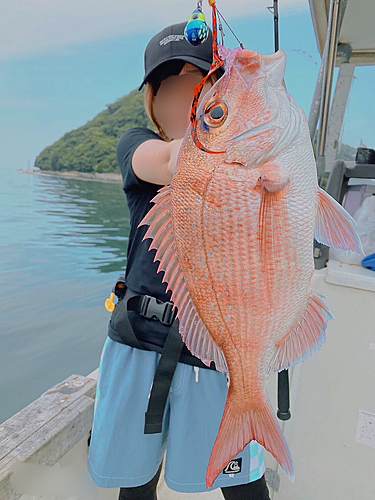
[265, 268, 375, 499]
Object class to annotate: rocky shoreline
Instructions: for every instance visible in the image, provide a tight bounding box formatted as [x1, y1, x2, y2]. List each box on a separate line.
[18, 169, 122, 184]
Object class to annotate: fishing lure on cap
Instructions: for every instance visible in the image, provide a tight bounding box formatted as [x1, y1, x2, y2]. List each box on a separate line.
[184, 1, 209, 46]
[189, 0, 226, 154]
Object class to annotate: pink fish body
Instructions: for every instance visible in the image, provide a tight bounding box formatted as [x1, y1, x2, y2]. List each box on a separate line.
[139, 47, 362, 488]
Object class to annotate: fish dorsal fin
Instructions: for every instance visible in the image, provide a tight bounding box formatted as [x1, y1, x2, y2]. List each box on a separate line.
[269, 290, 334, 373]
[138, 185, 228, 374]
[315, 187, 363, 253]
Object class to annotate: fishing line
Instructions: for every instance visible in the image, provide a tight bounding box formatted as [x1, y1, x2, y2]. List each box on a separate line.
[185, 0, 226, 154]
[291, 49, 319, 67]
[215, 6, 244, 50]
[216, 9, 225, 46]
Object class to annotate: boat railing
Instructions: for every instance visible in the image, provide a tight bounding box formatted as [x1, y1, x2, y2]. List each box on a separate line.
[0, 372, 98, 500]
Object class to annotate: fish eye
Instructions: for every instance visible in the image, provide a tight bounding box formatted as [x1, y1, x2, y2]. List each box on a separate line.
[203, 99, 228, 129]
[210, 106, 224, 119]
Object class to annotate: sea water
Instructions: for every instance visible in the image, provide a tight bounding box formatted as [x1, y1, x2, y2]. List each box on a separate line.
[0, 166, 130, 423]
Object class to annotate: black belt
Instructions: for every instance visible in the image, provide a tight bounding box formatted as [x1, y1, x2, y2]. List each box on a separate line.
[106, 277, 291, 429]
[106, 277, 185, 434]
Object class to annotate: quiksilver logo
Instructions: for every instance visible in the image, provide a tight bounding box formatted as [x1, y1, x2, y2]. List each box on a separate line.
[223, 458, 242, 474]
[159, 34, 185, 46]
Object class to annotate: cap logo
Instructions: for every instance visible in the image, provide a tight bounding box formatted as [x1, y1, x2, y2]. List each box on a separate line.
[159, 34, 185, 46]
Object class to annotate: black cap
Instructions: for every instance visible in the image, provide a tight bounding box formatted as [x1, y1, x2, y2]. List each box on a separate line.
[138, 21, 214, 91]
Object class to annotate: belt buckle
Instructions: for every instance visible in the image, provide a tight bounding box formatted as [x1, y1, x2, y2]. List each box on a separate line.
[162, 301, 177, 325]
[139, 295, 177, 325]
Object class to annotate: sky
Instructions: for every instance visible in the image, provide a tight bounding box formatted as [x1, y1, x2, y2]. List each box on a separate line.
[1, 0, 374, 170]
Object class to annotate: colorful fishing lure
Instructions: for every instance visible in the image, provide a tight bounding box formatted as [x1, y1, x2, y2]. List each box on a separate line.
[189, 0, 226, 154]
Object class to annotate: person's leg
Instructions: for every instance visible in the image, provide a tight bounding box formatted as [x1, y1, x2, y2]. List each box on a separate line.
[87, 340, 169, 489]
[118, 462, 163, 500]
[164, 364, 267, 493]
[221, 473, 271, 500]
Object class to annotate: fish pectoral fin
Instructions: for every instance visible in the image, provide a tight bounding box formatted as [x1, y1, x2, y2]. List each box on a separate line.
[315, 187, 363, 253]
[258, 173, 292, 298]
[138, 183, 228, 375]
[269, 290, 334, 373]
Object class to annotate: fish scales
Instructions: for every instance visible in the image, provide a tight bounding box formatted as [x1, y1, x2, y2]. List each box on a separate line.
[139, 47, 363, 488]
[173, 132, 308, 402]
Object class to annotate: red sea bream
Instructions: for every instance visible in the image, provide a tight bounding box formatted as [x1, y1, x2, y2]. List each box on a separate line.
[138, 46, 363, 488]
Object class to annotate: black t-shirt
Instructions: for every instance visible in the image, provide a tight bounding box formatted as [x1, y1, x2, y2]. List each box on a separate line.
[115, 127, 216, 369]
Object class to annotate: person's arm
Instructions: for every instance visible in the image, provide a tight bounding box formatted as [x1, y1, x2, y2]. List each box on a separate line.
[132, 137, 184, 186]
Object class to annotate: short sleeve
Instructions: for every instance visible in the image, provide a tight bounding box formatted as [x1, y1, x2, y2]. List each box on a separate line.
[116, 127, 163, 191]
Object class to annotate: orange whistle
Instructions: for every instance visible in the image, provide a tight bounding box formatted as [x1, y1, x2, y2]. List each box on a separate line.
[105, 292, 116, 312]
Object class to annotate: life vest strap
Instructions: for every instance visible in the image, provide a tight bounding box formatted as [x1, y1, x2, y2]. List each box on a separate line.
[106, 280, 184, 434]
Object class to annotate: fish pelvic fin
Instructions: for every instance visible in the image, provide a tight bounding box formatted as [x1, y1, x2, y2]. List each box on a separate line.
[206, 391, 295, 488]
[138, 184, 228, 374]
[269, 289, 334, 373]
[315, 187, 363, 254]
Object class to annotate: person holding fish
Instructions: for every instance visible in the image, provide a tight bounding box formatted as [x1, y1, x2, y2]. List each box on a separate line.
[87, 20, 271, 500]
[135, 4, 362, 494]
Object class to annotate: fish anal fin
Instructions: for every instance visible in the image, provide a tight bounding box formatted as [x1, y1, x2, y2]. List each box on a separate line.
[175, 291, 228, 374]
[137, 183, 228, 375]
[269, 290, 334, 373]
[315, 187, 363, 253]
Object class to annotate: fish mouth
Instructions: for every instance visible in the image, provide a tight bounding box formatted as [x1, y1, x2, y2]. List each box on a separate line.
[261, 51, 287, 87]
[233, 50, 287, 92]
[230, 50, 287, 144]
[227, 51, 302, 167]
[196, 48, 302, 166]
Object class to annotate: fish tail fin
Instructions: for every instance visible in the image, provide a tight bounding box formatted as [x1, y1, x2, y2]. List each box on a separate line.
[206, 392, 295, 488]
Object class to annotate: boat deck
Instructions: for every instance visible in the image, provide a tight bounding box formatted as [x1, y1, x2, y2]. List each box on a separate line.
[2, 264, 374, 499]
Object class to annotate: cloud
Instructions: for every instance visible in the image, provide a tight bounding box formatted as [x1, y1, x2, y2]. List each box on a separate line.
[1, 0, 306, 62]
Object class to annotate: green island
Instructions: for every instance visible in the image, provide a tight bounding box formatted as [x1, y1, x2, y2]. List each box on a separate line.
[34, 89, 155, 177]
[31, 87, 357, 180]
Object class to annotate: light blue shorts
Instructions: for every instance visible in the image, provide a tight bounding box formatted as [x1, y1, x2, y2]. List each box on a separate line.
[87, 336, 266, 493]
